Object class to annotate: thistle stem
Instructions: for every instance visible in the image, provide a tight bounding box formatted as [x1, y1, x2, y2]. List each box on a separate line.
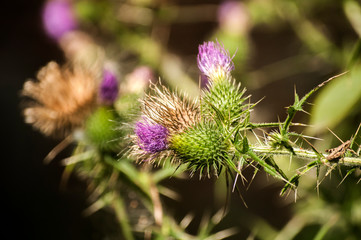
[112, 192, 135, 240]
[248, 122, 306, 129]
[281, 110, 296, 135]
[252, 145, 361, 167]
[280, 72, 347, 135]
[248, 122, 282, 129]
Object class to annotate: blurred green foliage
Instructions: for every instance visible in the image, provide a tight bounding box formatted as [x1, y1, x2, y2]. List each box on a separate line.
[37, 0, 361, 239]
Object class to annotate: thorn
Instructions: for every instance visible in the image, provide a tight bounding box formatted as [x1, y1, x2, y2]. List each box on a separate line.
[337, 173, 349, 187]
[44, 134, 73, 164]
[288, 154, 293, 171]
[301, 109, 311, 116]
[327, 127, 344, 144]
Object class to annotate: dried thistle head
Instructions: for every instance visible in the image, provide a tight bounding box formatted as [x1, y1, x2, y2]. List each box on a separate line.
[129, 83, 200, 163]
[129, 82, 238, 178]
[141, 83, 200, 135]
[22, 61, 99, 138]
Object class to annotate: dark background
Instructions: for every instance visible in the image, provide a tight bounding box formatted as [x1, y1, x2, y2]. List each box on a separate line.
[1, 1, 95, 239]
[2, 1, 351, 239]
[0, 2, 286, 239]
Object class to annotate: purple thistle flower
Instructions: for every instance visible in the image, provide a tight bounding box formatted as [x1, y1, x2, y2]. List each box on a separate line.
[217, 1, 249, 35]
[135, 120, 169, 154]
[197, 41, 234, 82]
[100, 69, 119, 104]
[42, 0, 78, 40]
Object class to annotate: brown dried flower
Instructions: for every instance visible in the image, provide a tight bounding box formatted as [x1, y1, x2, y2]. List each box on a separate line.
[141, 83, 200, 135]
[128, 83, 200, 164]
[22, 61, 99, 138]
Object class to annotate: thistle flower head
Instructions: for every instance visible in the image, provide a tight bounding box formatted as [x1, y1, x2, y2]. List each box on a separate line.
[22, 61, 98, 138]
[85, 106, 122, 151]
[42, 0, 78, 40]
[197, 41, 234, 83]
[99, 69, 119, 105]
[217, 1, 250, 35]
[130, 83, 200, 163]
[135, 119, 169, 154]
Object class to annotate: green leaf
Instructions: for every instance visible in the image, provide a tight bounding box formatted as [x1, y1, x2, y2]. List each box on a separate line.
[242, 137, 249, 153]
[111, 193, 135, 240]
[293, 90, 301, 111]
[344, 0, 361, 38]
[152, 163, 186, 183]
[280, 175, 299, 196]
[347, 39, 361, 68]
[310, 68, 361, 133]
[246, 150, 289, 183]
[104, 157, 152, 202]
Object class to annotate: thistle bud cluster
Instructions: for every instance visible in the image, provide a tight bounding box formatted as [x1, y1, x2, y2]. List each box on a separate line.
[132, 41, 250, 177]
[132, 40, 361, 188]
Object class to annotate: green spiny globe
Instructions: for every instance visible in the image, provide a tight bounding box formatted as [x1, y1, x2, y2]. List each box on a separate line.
[85, 106, 122, 151]
[170, 122, 229, 177]
[203, 78, 248, 125]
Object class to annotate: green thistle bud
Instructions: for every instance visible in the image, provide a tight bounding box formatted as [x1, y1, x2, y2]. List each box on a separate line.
[202, 78, 250, 125]
[170, 122, 230, 178]
[268, 131, 295, 154]
[85, 106, 122, 151]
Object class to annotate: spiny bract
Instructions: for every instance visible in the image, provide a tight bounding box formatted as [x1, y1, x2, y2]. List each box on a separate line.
[170, 122, 230, 177]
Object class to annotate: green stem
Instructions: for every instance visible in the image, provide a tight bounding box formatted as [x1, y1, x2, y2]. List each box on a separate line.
[282, 110, 296, 135]
[112, 193, 135, 240]
[281, 72, 347, 134]
[246, 149, 288, 182]
[252, 145, 361, 167]
[248, 122, 282, 129]
[248, 122, 306, 130]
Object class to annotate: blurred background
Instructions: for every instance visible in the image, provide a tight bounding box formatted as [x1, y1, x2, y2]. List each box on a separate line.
[2, 0, 361, 239]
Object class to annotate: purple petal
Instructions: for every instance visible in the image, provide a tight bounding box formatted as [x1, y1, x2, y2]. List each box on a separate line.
[100, 69, 119, 104]
[197, 41, 234, 80]
[42, 0, 78, 40]
[135, 120, 169, 153]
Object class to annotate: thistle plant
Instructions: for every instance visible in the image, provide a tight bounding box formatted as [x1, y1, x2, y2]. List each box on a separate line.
[19, 1, 361, 239]
[22, 35, 361, 239]
[21, 42, 236, 238]
[131, 40, 361, 195]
